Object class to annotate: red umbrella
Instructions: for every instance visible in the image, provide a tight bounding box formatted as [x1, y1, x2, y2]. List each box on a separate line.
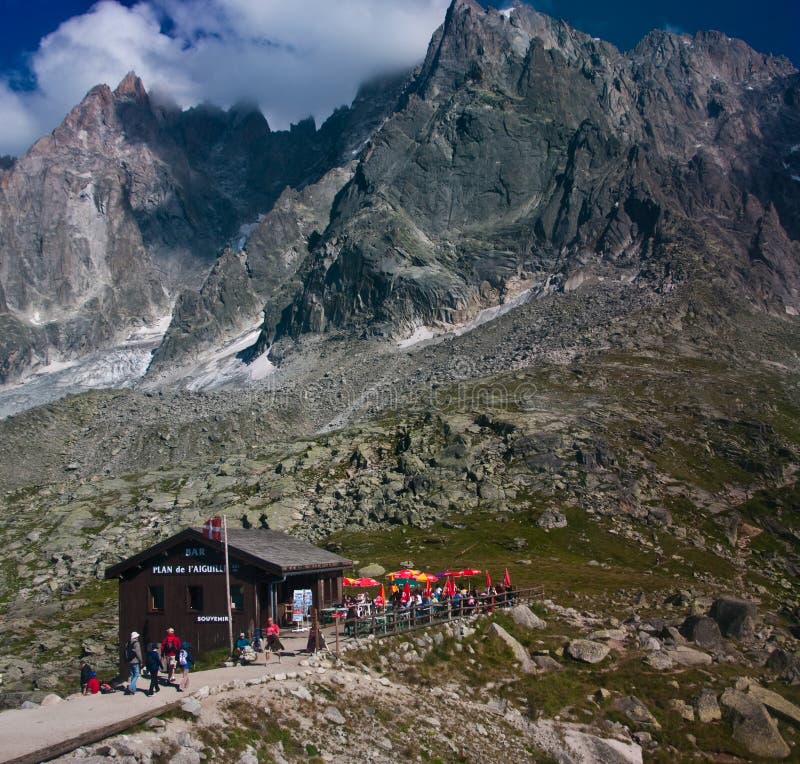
[444, 576, 456, 597]
[485, 570, 492, 590]
[502, 568, 512, 587]
[353, 577, 381, 587]
[401, 581, 411, 604]
[344, 577, 380, 587]
[438, 570, 459, 578]
[425, 578, 432, 596]
[388, 569, 420, 580]
[375, 584, 386, 607]
[458, 568, 481, 577]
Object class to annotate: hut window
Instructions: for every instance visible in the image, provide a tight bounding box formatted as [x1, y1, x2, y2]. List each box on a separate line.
[148, 585, 164, 612]
[230, 585, 244, 611]
[187, 585, 204, 611]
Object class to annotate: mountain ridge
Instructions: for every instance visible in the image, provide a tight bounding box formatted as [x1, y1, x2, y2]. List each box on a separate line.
[268, 1, 798, 356]
[0, 69, 409, 385]
[0, 0, 797, 399]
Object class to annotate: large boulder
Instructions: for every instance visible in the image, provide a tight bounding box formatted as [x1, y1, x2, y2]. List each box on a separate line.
[720, 689, 790, 759]
[614, 696, 661, 729]
[679, 615, 724, 649]
[644, 652, 674, 671]
[358, 563, 386, 578]
[532, 654, 562, 672]
[709, 597, 758, 641]
[323, 706, 346, 725]
[694, 688, 722, 723]
[536, 509, 567, 530]
[487, 623, 537, 673]
[665, 645, 713, 667]
[747, 684, 800, 728]
[510, 605, 547, 630]
[566, 639, 611, 664]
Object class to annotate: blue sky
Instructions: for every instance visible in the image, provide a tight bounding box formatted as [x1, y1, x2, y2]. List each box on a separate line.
[0, 0, 797, 156]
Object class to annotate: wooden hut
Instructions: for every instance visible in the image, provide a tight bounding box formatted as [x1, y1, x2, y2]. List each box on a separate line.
[105, 527, 351, 671]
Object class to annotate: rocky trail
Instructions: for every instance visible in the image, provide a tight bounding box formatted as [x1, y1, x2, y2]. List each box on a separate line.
[8, 598, 800, 762]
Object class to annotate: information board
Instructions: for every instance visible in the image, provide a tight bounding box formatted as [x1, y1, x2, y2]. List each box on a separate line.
[292, 589, 312, 623]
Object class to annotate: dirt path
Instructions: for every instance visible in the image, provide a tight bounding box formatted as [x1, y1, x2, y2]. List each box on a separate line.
[0, 632, 317, 764]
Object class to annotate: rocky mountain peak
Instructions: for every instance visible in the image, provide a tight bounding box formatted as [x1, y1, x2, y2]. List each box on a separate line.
[114, 70, 149, 101]
[270, 0, 799, 346]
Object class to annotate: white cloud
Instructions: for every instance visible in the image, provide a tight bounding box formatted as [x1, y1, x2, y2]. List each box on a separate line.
[0, 0, 449, 156]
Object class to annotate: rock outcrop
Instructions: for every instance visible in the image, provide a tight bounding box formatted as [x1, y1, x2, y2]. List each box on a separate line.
[275, 0, 800, 348]
[566, 640, 611, 664]
[720, 688, 791, 759]
[709, 597, 758, 641]
[0, 70, 409, 383]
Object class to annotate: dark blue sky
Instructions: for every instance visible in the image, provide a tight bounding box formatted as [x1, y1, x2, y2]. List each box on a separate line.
[1, 0, 798, 84]
[0, 0, 798, 157]
[0, 0, 135, 82]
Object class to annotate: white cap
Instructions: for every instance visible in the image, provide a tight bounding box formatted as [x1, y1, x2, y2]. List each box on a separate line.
[131, 631, 139, 639]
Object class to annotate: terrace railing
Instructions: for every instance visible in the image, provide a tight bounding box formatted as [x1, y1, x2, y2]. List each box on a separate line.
[339, 584, 545, 641]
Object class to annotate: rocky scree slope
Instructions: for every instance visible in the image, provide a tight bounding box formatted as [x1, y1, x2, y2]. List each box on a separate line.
[1, 304, 799, 699]
[272, 0, 800, 352]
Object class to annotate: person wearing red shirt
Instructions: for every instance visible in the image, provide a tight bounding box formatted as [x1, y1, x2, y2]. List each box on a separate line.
[160, 627, 181, 685]
[264, 617, 284, 662]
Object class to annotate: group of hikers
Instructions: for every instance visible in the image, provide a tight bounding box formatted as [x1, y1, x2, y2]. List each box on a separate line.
[79, 627, 192, 696]
[234, 616, 285, 663]
[123, 627, 193, 695]
[79, 619, 288, 696]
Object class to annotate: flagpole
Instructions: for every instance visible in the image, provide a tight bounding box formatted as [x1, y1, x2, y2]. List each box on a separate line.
[223, 515, 234, 658]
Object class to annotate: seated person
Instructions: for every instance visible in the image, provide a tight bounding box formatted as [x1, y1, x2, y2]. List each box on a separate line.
[235, 632, 254, 663]
[80, 660, 100, 695]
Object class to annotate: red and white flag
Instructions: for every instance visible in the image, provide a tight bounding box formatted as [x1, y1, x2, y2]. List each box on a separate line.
[202, 517, 222, 540]
[502, 568, 512, 587]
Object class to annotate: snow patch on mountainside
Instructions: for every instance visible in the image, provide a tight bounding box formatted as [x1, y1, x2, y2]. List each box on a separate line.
[397, 325, 436, 348]
[453, 287, 534, 337]
[185, 327, 275, 391]
[396, 284, 536, 349]
[0, 314, 174, 419]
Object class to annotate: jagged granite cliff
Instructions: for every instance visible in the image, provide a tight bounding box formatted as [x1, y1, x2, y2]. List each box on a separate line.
[0, 71, 408, 384]
[1, 0, 798, 390]
[272, 0, 800, 349]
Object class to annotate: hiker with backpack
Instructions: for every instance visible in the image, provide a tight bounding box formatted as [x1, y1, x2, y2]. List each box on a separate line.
[177, 642, 193, 692]
[160, 627, 181, 685]
[124, 631, 143, 695]
[145, 643, 162, 696]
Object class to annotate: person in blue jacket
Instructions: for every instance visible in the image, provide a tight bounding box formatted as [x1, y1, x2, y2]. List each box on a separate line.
[145, 643, 162, 696]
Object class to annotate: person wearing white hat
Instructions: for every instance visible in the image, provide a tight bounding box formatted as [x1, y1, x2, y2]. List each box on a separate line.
[124, 631, 144, 695]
